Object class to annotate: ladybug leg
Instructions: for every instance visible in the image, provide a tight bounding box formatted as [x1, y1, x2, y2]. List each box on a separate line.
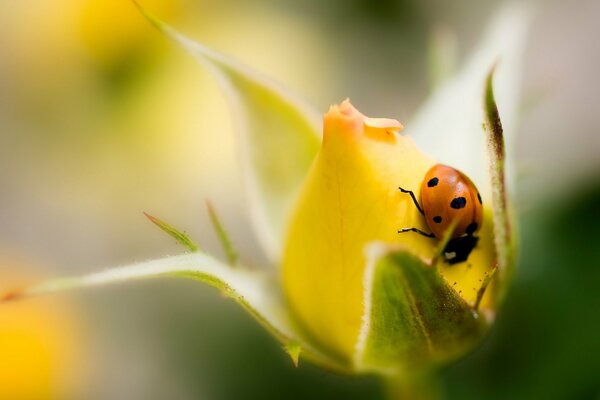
[397, 228, 435, 238]
[398, 187, 424, 215]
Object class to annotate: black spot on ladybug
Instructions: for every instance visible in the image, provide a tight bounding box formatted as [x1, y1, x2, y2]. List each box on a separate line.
[427, 177, 439, 187]
[433, 216, 442, 223]
[477, 192, 482, 204]
[444, 235, 478, 264]
[450, 197, 467, 209]
[466, 222, 478, 235]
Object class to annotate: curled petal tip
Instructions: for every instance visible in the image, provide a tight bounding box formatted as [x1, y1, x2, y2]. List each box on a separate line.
[324, 99, 403, 144]
[363, 117, 403, 132]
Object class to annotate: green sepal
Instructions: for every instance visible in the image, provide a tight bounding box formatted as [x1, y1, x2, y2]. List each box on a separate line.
[1, 252, 348, 373]
[407, 3, 531, 198]
[144, 212, 199, 252]
[483, 68, 515, 299]
[206, 201, 239, 266]
[355, 244, 486, 375]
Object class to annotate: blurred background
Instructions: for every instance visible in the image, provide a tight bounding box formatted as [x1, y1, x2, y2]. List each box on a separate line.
[0, 0, 598, 399]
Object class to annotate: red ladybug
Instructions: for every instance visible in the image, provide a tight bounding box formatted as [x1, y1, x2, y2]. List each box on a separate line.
[398, 164, 483, 264]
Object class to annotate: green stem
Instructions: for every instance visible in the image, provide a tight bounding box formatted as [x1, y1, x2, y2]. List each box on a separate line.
[384, 371, 441, 400]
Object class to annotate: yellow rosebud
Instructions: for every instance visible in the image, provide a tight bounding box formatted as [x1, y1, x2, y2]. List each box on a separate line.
[282, 99, 496, 362]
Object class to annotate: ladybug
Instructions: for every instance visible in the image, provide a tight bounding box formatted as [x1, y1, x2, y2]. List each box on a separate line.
[397, 164, 483, 264]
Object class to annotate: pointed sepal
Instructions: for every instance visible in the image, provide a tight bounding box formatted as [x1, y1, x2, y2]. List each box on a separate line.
[483, 68, 514, 296]
[206, 201, 239, 266]
[354, 243, 486, 375]
[135, 2, 321, 262]
[1, 252, 348, 372]
[144, 212, 199, 252]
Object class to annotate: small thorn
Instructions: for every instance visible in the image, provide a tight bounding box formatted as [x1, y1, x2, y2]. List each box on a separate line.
[284, 342, 301, 368]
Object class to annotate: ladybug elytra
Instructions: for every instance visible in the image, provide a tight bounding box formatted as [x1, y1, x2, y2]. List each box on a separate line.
[398, 164, 483, 264]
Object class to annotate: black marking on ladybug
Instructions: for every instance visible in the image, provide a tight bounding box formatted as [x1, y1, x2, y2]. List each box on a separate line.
[433, 216, 442, 223]
[466, 222, 478, 235]
[443, 235, 479, 264]
[450, 196, 467, 209]
[477, 192, 482, 204]
[427, 177, 439, 187]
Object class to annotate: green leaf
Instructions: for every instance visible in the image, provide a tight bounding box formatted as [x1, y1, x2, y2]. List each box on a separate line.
[135, 2, 322, 262]
[354, 243, 486, 375]
[406, 3, 532, 197]
[144, 212, 199, 252]
[3, 251, 348, 372]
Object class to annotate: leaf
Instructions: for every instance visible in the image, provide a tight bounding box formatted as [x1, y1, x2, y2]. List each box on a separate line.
[2, 252, 348, 372]
[354, 243, 486, 375]
[135, 2, 322, 262]
[406, 3, 532, 198]
[144, 212, 199, 252]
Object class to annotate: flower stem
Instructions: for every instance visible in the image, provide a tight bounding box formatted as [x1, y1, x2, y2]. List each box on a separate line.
[384, 371, 441, 400]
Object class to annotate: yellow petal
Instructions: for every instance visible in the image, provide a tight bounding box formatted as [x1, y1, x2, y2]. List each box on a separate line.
[282, 100, 496, 361]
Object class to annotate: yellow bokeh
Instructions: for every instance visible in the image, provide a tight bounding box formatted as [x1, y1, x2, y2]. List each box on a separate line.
[0, 255, 85, 400]
[79, 0, 181, 66]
